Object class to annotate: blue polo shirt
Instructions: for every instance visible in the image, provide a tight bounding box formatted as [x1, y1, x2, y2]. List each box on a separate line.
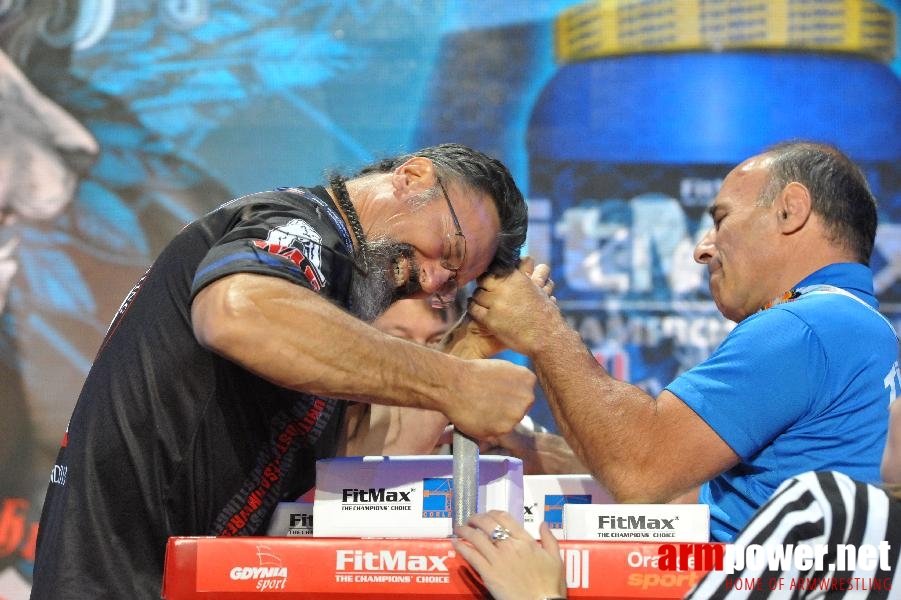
[667, 263, 899, 541]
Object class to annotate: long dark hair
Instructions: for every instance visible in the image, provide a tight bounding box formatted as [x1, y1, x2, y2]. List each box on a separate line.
[356, 143, 528, 276]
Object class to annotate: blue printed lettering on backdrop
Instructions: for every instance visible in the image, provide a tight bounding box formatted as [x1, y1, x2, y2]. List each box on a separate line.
[413, 1, 901, 400]
[523, 38, 901, 390]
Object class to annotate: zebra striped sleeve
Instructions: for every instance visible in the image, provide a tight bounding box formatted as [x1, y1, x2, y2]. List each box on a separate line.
[686, 471, 901, 599]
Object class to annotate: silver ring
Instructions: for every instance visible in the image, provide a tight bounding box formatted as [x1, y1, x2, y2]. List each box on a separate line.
[490, 525, 511, 541]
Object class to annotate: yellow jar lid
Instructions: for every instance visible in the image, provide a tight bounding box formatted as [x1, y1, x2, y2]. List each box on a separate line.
[556, 0, 897, 63]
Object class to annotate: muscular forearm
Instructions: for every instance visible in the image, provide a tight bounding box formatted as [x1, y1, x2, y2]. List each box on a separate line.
[193, 274, 464, 413]
[533, 329, 653, 498]
[341, 316, 493, 456]
[530, 319, 719, 502]
[470, 262, 735, 497]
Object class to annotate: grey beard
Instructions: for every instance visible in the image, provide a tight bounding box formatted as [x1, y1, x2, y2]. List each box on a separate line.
[347, 237, 418, 323]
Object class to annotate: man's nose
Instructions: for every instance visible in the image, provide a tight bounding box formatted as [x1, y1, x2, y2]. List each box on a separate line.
[694, 228, 716, 264]
[418, 262, 454, 294]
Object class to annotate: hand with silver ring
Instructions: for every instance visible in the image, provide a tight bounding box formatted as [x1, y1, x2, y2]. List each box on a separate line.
[490, 524, 511, 541]
[452, 510, 567, 600]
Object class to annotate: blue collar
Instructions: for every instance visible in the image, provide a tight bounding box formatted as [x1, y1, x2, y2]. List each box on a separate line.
[790, 263, 877, 309]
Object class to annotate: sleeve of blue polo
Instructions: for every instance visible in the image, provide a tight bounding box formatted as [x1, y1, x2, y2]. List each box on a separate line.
[665, 309, 825, 460]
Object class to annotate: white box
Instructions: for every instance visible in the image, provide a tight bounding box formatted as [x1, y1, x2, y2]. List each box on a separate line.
[563, 503, 709, 542]
[522, 474, 615, 539]
[313, 455, 523, 538]
[266, 502, 314, 536]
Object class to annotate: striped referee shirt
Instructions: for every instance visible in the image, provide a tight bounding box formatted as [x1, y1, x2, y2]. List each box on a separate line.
[687, 471, 901, 598]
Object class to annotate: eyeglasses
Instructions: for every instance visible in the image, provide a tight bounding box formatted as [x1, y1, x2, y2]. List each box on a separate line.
[431, 177, 467, 309]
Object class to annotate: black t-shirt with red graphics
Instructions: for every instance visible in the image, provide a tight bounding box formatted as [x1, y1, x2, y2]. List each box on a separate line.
[32, 187, 356, 599]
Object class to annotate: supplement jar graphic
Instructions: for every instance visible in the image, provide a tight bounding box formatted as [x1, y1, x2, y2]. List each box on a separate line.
[527, 0, 901, 392]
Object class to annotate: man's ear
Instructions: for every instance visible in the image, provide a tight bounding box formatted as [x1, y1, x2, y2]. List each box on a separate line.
[776, 182, 812, 234]
[391, 156, 436, 197]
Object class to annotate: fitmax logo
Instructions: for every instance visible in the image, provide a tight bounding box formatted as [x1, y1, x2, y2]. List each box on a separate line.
[335, 549, 452, 572]
[598, 515, 677, 530]
[342, 488, 414, 503]
[289, 513, 313, 528]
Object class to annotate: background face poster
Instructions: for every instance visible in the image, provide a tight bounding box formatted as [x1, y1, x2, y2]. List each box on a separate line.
[0, 1, 898, 595]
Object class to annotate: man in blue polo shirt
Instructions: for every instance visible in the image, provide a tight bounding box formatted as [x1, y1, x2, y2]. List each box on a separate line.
[468, 141, 900, 541]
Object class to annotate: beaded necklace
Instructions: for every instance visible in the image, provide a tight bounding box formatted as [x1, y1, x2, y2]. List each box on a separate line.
[328, 174, 369, 274]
